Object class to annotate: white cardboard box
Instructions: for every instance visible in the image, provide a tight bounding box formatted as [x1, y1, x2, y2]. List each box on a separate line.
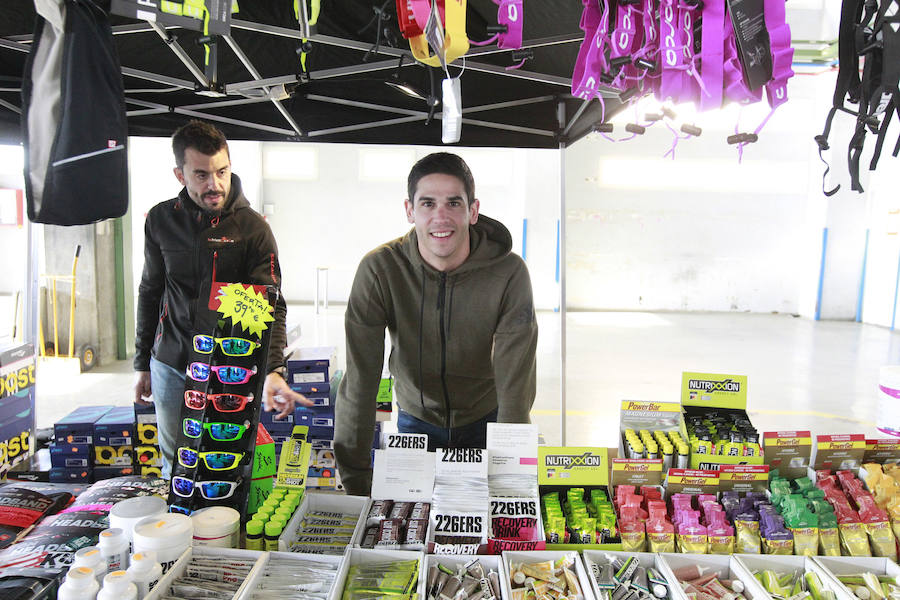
[333, 548, 424, 600]
[279, 492, 368, 552]
[145, 546, 266, 600]
[657, 553, 768, 600]
[236, 550, 348, 600]
[501, 550, 596, 600]
[582, 550, 678, 600]
[420, 554, 507, 600]
[734, 554, 854, 600]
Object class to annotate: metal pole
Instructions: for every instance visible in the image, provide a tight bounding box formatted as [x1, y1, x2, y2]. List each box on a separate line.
[25, 219, 39, 354]
[557, 101, 567, 446]
[324, 268, 329, 310]
[315, 268, 321, 315]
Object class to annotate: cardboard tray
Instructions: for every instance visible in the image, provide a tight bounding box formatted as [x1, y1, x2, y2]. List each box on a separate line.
[145, 546, 266, 600]
[501, 550, 596, 600]
[236, 550, 347, 600]
[734, 554, 853, 600]
[656, 553, 768, 600]
[582, 550, 678, 600]
[333, 548, 424, 600]
[279, 492, 368, 552]
[812, 556, 900, 599]
[420, 554, 508, 600]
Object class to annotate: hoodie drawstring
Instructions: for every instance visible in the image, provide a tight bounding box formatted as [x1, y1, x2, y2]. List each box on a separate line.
[418, 267, 426, 410]
[446, 276, 455, 340]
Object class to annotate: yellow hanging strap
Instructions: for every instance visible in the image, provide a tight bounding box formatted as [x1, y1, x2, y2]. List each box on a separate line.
[232, 0, 239, 13]
[409, 0, 469, 68]
[295, 0, 322, 72]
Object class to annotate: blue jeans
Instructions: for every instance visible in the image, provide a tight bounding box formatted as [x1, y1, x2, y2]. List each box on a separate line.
[150, 357, 186, 479]
[398, 409, 498, 452]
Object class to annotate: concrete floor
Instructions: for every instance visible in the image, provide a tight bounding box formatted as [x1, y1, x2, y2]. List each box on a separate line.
[32, 307, 894, 445]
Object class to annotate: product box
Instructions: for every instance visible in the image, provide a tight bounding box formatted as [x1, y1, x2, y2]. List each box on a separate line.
[48, 443, 92, 468]
[93, 406, 135, 446]
[7, 448, 51, 482]
[287, 346, 337, 390]
[377, 375, 392, 413]
[616, 400, 682, 476]
[278, 492, 369, 551]
[486, 423, 545, 553]
[538, 446, 620, 549]
[680, 372, 764, 470]
[582, 551, 676, 600]
[93, 445, 134, 467]
[139, 465, 162, 478]
[332, 548, 423, 600]
[810, 434, 867, 473]
[259, 408, 294, 426]
[0, 343, 36, 477]
[93, 465, 137, 480]
[500, 551, 594, 600]
[49, 466, 91, 482]
[658, 553, 768, 600]
[252, 424, 276, 479]
[134, 445, 163, 469]
[863, 438, 900, 464]
[54, 405, 114, 445]
[763, 431, 813, 479]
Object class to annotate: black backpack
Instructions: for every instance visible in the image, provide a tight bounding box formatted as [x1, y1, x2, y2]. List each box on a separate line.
[22, 0, 128, 225]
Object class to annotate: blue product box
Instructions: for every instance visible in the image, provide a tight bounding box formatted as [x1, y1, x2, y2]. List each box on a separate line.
[49, 443, 92, 468]
[54, 405, 114, 445]
[286, 346, 336, 378]
[94, 445, 134, 466]
[270, 433, 290, 445]
[0, 343, 36, 473]
[259, 408, 293, 426]
[49, 466, 92, 482]
[94, 406, 135, 446]
[94, 465, 137, 480]
[305, 393, 330, 408]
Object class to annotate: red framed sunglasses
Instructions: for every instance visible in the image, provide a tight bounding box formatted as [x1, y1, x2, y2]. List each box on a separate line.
[183, 390, 254, 412]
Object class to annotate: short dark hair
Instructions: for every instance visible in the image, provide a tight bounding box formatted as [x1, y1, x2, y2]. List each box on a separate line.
[172, 120, 229, 168]
[407, 152, 475, 206]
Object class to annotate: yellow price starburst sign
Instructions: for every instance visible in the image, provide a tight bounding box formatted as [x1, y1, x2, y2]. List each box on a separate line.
[216, 283, 274, 337]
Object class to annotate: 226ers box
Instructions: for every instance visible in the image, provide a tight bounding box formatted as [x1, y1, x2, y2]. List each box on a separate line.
[0, 344, 36, 478]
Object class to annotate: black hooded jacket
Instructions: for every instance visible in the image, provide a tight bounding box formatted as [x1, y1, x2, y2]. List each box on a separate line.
[134, 173, 287, 374]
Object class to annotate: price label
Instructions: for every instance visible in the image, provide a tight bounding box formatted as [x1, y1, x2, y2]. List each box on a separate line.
[215, 283, 274, 337]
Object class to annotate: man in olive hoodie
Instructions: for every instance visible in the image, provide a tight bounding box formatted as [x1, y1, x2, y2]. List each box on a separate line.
[335, 153, 538, 496]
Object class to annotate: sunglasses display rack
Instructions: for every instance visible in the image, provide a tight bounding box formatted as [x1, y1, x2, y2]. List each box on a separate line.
[166, 285, 279, 517]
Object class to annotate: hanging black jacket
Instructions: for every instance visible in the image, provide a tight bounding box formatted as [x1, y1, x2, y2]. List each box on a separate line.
[134, 174, 287, 375]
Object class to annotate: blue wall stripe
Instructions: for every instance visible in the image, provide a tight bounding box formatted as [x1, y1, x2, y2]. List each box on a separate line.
[522, 218, 528, 261]
[555, 219, 560, 283]
[856, 228, 870, 323]
[815, 227, 828, 321]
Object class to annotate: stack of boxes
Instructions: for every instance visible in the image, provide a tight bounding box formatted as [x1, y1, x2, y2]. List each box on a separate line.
[51, 404, 164, 483]
[287, 347, 340, 489]
[134, 403, 163, 477]
[51, 405, 112, 482]
[93, 406, 137, 480]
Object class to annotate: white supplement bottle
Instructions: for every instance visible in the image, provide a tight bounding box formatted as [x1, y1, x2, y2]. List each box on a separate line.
[98, 528, 130, 572]
[97, 570, 137, 600]
[131, 513, 192, 574]
[72, 546, 107, 582]
[126, 550, 163, 600]
[58, 566, 100, 600]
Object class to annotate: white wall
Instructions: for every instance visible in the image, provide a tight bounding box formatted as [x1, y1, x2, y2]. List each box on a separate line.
[0, 145, 27, 297]
[262, 143, 560, 310]
[562, 69, 852, 315]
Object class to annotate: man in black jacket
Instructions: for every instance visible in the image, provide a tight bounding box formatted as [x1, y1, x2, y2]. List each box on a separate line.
[133, 120, 307, 477]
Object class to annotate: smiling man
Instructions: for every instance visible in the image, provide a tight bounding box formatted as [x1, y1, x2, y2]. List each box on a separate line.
[335, 152, 538, 496]
[133, 120, 307, 478]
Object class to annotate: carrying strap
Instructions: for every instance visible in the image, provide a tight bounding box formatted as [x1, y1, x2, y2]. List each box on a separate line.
[699, 0, 725, 111]
[609, 0, 643, 90]
[408, 0, 470, 67]
[573, 0, 613, 98]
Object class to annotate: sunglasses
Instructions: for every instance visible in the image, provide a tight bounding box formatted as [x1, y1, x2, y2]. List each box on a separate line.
[186, 363, 257, 384]
[171, 476, 239, 500]
[177, 447, 244, 471]
[169, 504, 192, 515]
[184, 390, 254, 412]
[182, 419, 249, 442]
[192, 335, 261, 357]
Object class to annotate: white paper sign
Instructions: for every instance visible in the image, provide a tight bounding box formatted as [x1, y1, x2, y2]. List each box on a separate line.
[371, 448, 435, 501]
[486, 423, 539, 476]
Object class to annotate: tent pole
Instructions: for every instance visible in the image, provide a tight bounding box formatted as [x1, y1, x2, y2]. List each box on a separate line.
[557, 100, 567, 446]
[24, 219, 39, 357]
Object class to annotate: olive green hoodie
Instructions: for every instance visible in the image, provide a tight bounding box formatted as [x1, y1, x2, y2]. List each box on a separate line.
[335, 214, 538, 495]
